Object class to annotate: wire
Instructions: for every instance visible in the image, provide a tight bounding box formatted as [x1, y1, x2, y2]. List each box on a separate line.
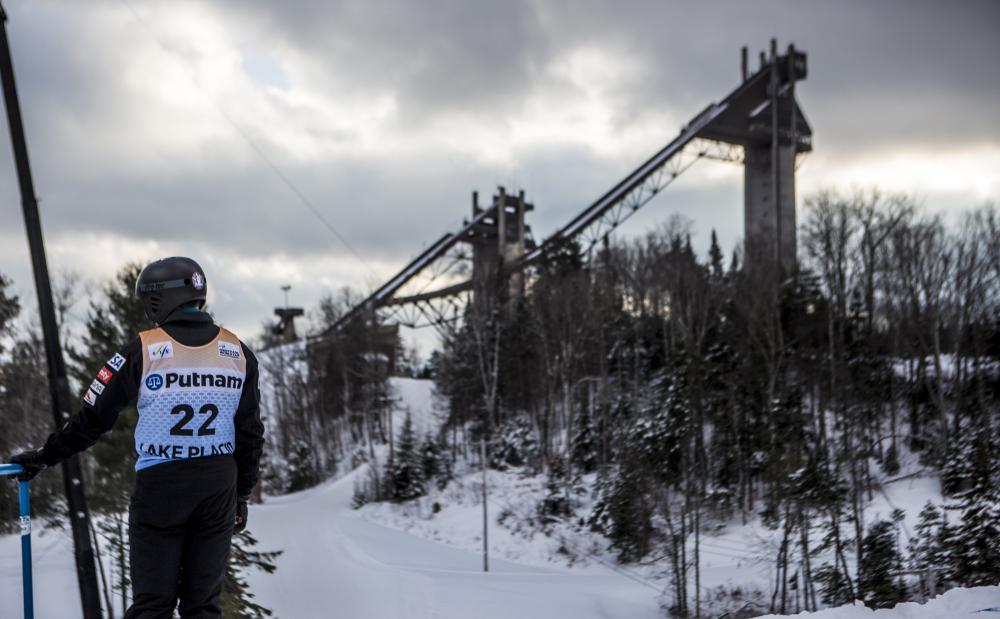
[118, 0, 375, 277]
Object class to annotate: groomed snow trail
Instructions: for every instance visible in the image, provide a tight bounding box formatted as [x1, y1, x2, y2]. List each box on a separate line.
[246, 470, 664, 619]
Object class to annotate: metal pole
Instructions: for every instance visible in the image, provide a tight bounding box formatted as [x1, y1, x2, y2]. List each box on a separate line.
[481, 436, 489, 573]
[2, 464, 34, 619]
[0, 7, 102, 618]
[19, 478, 34, 619]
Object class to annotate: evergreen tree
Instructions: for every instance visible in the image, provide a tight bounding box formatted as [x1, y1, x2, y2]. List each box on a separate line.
[0, 273, 18, 339]
[222, 530, 282, 618]
[813, 563, 854, 607]
[386, 414, 425, 502]
[908, 502, 949, 595]
[0, 274, 66, 525]
[538, 456, 573, 524]
[589, 458, 654, 562]
[857, 520, 907, 608]
[421, 433, 451, 490]
[570, 405, 599, 474]
[285, 439, 318, 492]
[489, 416, 540, 471]
[941, 430, 976, 496]
[708, 229, 725, 279]
[950, 424, 1000, 586]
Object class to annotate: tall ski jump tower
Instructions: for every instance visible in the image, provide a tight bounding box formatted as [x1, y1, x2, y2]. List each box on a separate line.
[699, 40, 811, 275]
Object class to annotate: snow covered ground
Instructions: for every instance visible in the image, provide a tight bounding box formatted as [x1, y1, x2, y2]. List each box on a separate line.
[2, 377, 997, 617]
[246, 468, 663, 618]
[357, 464, 960, 617]
[757, 585, 1000, 618]
[0, 469, 661, 618]
[2, 505, 997, 619]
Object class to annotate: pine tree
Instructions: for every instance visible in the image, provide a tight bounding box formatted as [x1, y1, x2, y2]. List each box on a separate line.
[421, 433, 451, 490]
[570, 405, 599, 474]
[813, 563, 854, 607]
[386, 414, 425, 502]
[538, 456, 573, 524]
[285, 439, 318, 492]
[857, 520, 907, 609]
[708, 229, 725, 279]
[908, 502, 948, 595]
[222, 530, 282, 618]
[941, 430, 975, 496]
[589, 457, 653, 562]
[949, 424, 1000, 587]
[489, 416, 540, 471]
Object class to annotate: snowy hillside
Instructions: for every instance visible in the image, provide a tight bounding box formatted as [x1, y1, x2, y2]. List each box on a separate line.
[356, 463, 980, 618]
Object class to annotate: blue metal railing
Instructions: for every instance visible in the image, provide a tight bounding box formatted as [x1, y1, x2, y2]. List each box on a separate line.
[0, 463, 33, 619]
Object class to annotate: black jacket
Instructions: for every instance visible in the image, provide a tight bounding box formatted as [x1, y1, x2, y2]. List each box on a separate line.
[41, 309, 265, 497]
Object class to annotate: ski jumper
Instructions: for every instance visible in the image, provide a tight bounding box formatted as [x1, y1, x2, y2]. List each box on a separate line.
[40, 309, 264, 619]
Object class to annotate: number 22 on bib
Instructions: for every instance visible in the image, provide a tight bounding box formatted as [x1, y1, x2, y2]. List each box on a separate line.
[135, 327, 246, 468]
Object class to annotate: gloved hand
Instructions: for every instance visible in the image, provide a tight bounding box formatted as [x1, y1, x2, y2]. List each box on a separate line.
[234, 496, 249, 533]
[10, 449, 48, 481]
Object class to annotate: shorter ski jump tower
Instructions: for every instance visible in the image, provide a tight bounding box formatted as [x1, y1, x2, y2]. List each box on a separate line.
[330, 39, 811, 335]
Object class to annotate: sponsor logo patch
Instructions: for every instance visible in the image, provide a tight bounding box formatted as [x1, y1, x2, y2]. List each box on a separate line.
[191, 271, 205, 290]
[144, 373, 164, 391]
[148, 341, 174, 361]
[90, 380, 105, 395]
[108, 353, 126, 371]
[83, 389, 97, 406]
[218, 341, 241, 360]
[97, 367, 114, 384]
[169, 371, 242, 390]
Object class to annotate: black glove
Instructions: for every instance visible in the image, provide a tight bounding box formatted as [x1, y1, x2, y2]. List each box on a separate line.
[10, 449, 48, 481]
[234, 496, 249, 533]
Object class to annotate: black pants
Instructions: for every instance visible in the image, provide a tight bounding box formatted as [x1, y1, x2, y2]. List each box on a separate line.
[125, 456, 237, 619]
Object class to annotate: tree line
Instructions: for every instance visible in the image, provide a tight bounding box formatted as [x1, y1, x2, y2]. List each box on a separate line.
[424, 190, 999, 616]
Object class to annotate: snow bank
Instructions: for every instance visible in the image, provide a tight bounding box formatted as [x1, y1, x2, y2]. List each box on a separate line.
[756, 585, 1000, 618]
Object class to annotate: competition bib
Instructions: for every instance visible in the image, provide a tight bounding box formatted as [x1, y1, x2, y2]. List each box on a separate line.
[135, 326, 246, 467]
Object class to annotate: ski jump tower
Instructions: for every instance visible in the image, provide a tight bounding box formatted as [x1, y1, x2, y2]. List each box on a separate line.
[329, 39, 811, 333]
[714, 40, 810, 275]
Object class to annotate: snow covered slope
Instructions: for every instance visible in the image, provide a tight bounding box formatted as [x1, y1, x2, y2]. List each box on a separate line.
[756, 585, 1000, 618]
[0, 468, 662, 618]
[246, 468, 663, 618]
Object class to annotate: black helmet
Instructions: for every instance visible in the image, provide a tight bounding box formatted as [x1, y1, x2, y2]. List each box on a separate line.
[135, 257, 208, 324]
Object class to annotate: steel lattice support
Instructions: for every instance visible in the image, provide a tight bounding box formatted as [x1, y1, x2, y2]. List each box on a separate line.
[571, 138, 744, 255]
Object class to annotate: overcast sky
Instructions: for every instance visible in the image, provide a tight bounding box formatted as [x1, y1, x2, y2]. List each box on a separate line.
[0, 0, 997, 352]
